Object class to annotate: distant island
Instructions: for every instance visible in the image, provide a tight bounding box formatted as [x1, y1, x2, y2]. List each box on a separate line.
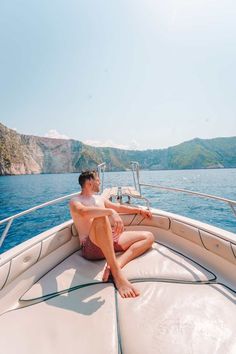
[0, 122, 236, 175]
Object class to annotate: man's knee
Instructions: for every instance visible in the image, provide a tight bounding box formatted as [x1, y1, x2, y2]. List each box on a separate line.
[144, 231, 155, 246]
[91, 216, 111, 241]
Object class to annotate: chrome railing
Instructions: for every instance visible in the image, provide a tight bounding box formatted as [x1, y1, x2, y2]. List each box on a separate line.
[0, 162, 140, 249]
[129, 161, 236, 218]
[1, 162, 235, 250]
[97, 162, 106, 193]
[0, 163, 106, 249]
[140, 183, 236, 218]
[0, 191, 79, 249]
[131, 161, 141, 195]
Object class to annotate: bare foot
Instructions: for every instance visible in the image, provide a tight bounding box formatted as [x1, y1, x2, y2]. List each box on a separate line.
[102, 263, 111, 282]
[112, 269, 140, 298]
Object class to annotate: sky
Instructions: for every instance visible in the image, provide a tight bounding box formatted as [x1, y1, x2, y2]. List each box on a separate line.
[0, 0, 236, 150]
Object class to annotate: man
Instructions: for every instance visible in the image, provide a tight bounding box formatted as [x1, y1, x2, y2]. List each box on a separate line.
[69, 170, 154, 298]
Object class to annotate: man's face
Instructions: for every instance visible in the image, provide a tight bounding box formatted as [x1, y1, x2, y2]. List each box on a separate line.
[91, 175, 100, 193]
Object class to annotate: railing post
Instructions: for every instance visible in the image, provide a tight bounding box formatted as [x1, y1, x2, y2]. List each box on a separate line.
[0, 191, 80, 250]
[97, 162, 106, 193]
[131, 161, 141, 195]
[140, 183, 236, 219]
[0, 219, 14, 248]
[229, 202, 236, 217]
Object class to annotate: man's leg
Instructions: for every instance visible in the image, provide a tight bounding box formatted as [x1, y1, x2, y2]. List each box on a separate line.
[102, 230, 154, 282]
[89, 216, 140, 298]
[116, 231, 154, 268]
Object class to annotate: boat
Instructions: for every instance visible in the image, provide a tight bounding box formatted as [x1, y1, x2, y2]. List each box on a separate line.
[0, 162, 235, 354]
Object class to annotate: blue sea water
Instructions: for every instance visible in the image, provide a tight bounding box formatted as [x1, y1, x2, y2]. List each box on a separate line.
[0, 169, 236, 254]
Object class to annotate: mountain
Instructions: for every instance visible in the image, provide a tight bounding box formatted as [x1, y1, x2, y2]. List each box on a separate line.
[0, 122, 236, 175]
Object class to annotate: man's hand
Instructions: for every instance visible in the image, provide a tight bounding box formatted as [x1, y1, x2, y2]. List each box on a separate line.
[111, 211, 124, 239]
[139, 209, 152, 219]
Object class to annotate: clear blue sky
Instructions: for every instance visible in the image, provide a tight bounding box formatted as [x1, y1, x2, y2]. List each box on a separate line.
[1, 0, 236, 150]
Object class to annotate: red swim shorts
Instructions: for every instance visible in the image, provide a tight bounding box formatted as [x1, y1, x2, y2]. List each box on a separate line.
[81, 230, 124, 260]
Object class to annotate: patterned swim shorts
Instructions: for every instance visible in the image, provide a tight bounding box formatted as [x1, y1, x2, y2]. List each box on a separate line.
[81, 229, 124, 260]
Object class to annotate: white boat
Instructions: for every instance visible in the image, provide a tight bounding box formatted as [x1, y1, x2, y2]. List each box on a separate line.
[0, 162, 235, 354]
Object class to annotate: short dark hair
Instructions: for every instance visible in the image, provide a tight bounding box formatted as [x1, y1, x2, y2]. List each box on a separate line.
[78, 170, 97, 188]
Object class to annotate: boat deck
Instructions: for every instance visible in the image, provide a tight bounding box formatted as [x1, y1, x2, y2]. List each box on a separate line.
[102, 187, 141, 200]
[0, 241, 235, 354]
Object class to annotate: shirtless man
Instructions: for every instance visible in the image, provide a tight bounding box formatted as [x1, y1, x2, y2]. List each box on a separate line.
[69, 170, 154, 298]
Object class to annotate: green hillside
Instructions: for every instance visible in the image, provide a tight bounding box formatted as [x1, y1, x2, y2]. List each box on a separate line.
[0, 122, 236, 175]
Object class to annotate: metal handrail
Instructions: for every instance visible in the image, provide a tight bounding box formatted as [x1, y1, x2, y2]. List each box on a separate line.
[0, 191, 80, 249]
[0, 163, 107, 249]
[1, 165, 235, 249]
[140, 183, 236, 218]
[131, 161, 141, 195]
[97, 162, 106, 193]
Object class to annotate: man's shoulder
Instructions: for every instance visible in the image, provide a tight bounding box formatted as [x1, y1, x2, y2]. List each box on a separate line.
[70, 195, 82, 205]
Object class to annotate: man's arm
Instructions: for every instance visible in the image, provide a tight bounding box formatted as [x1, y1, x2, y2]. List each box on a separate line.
[104, 199, 152, 219]
[69, 198, 124, 236]
[69, 199, 116, 218]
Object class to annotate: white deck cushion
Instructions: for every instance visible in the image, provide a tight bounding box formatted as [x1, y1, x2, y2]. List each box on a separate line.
[122, 242, 215, 282]
[0, 284, 118, 354]
[21, 243, 214, 301]
[21, 251, 107, 300]
[117, 282, 236, 354]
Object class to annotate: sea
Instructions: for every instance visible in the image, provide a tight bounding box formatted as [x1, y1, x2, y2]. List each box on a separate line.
[0, 169, 236, 254]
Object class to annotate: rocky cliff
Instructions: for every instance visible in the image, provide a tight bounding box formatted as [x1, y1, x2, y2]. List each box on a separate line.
[0, 122, 236, 175]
